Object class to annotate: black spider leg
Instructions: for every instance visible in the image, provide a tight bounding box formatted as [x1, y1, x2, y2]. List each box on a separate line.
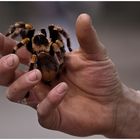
[48, 25, 72, 52]
[6, 28, 22, 39]
[24, 29, 35, 54]
[12, 37, 31, 98]
[29, 54, 37, 70]
[23, 29, 36, 71]
[25, 29, 37, 98]
[58, 28, 72, 52]
[49, 43, 63, 81]
[17, 30, 35, 99]
[12, 38, 30, 54]
[49, 26, 66, 68]
[5, 25, 16, 37]
[48, 25, 65, 59]
[40, 29, 47, 37]
[6, 22, 26, 38]
[24, 53, 38, 98]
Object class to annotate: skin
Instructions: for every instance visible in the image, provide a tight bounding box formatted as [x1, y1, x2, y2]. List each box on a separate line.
[2, 13, 140, 138]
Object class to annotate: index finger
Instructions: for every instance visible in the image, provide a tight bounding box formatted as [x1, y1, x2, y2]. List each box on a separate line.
[0, 33, 30, 64]
[0, 33, 16, 55]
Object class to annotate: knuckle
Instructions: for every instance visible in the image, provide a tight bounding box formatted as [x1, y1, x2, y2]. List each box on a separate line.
[38, 117, 46, 128]
[37, 108, 60, 130]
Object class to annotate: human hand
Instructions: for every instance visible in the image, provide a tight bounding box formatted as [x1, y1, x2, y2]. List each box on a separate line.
[6, 13, 138, 138]
[0, 34, 20, 86]
[0, 33, 42, 106]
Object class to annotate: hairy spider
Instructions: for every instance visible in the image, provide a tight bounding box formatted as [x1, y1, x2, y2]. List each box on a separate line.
[5, 21, 72, 84]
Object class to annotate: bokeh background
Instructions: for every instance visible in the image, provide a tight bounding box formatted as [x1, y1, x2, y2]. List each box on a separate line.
[0, 1, 140, 138]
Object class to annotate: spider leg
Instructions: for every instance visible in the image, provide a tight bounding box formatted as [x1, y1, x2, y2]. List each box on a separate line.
[51, 39, 67, 80]
[6, 28, 22, 39]
[50, 42, 63, 75]
[52, 52, 63, 81]
[5, 25, 15, 37]
[6, 22, 33, 39]
[51, 25, 72, 52]
[5, 22, 24, 38]
[51, 42, 64, 65]
[40, 29, 47, 37]
[59, 29, 72, 52]
[28, 54, 37, 71]
[54, 51, 65, 81]
[12, 38, 30, 53]
[5, 22, 24, 37]
[24, 54, 37, 99]
[55, 39, 66, 54]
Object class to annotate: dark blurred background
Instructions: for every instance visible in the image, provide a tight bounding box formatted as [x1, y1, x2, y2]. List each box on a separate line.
[0, 2, 140, 138]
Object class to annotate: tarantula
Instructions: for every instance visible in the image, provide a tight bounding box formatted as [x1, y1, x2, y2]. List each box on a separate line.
[5, 21, 72, 84]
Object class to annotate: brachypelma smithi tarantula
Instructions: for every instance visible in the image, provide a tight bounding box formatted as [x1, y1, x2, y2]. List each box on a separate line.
[5, 21, 72, 84]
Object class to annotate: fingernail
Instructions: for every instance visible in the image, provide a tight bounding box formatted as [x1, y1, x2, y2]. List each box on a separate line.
[28, 70, 39, 81]
[5, 54, 15, 67]
[56, 82, 68, 94]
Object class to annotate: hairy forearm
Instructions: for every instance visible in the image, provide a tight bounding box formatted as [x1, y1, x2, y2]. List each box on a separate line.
[109, 84, 140, 138]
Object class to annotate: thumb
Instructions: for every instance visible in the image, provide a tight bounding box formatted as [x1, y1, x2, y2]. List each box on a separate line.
[76, 13, 107, 61]
[37, 82, 68, 130]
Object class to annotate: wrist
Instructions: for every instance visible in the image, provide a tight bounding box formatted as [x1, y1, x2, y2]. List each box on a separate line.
[108, 84, 140, 138]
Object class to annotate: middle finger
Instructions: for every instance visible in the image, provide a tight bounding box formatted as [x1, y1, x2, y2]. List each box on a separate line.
[6, 69, 42, 102]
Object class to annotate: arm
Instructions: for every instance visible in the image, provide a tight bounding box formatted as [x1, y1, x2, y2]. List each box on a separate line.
[107, 84, 140, 138]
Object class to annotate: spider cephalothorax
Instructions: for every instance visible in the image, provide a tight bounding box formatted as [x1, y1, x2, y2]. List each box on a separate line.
[5, 22, 72, 84]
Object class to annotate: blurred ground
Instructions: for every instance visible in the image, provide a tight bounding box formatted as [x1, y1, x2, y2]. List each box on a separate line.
[0, 2, 140, 138]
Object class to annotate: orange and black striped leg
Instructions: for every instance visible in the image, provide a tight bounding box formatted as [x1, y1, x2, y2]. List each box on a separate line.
[59, 31, 72, 52]
[12, 38, 30, 54]
[29, 63, 35, 71]
[28, 54, 37, 71]
[25, 54, 37, 98]
[5, 24, 16, 37]
[66, 38, 72, 52]
[12, 42, 23, 53]
[54, 52, 62, 66]
[24, 63, 35, 98]
[56, 27, 72, 52]
[10, 30, 21, 39]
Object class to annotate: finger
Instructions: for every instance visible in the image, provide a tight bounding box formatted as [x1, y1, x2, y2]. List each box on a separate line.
[15, 47, 31, 64]
[6, 69, 42, 102]
[0, 54, 19, 86]
[76, 13, 107, 61]
[0, 33, 16, 55]
[0, 33, 30, 64]
[37, 82, 68, 129]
